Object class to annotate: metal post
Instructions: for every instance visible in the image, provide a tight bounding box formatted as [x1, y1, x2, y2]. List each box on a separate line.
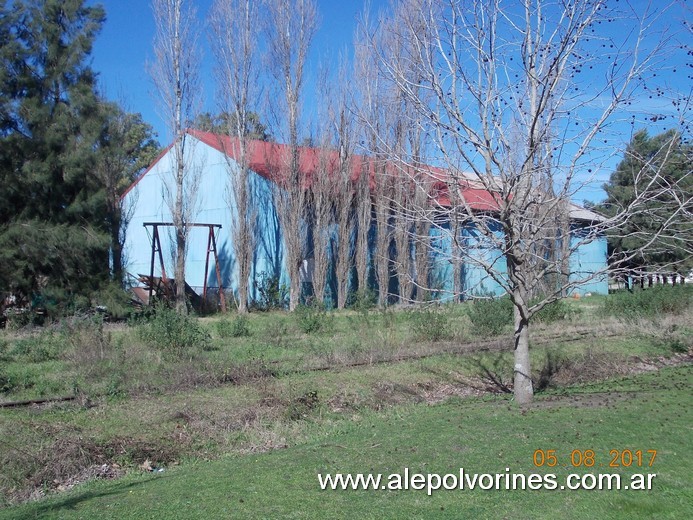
[210, 226, 227, 312]
[202, 226, 213, 302]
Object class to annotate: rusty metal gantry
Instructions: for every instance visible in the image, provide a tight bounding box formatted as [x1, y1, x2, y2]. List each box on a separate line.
[143, 222, 227, 312]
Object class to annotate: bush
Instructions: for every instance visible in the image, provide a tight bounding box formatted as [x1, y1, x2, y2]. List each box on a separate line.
[603, 285, 692, 319]
[253, 272, 289, 311]
[287, 390, 320, 420]
[261, 315, 291, 349]
[10, 330, 64, 363]
[350, 289, 377, 313]
[216, 315, 252, 338]
[408, 307, 452, 342]
[295, 302, 331, 334]
[532, 298, 576, 324]
[137, 305, 211, 358]
[0, 337, 10, 361]
[91, 283, 133, 321]
[467, 296, 513, 336]
[60, 316, 115, 366]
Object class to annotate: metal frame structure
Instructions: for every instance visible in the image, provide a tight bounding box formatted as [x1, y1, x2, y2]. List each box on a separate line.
[143, 222, 227, 311]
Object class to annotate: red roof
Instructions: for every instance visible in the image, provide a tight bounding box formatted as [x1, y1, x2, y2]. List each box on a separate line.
[122, 129, 501, 212]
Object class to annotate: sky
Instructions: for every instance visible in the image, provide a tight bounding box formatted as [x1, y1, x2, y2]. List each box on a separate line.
[89, 0, 382, 143]
[88, 0, 690, 203]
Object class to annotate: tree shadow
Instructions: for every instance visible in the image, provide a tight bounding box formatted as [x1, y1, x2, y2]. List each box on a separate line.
[9, 475, 164, 520]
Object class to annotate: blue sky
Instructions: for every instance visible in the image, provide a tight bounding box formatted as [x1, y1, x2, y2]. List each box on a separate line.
[88, 0, 690, 203]
[90, 0, 382, 142]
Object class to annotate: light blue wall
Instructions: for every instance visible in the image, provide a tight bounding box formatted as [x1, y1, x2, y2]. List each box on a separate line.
[124, 138, 608, 307]
[428, 221, 507, 301]
[427, 220, 607, 302]
[123, 136, 287, 304]
[569, 226, 609, 295]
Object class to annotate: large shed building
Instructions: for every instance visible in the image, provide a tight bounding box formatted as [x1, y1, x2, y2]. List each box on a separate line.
[122, 130, 608, 306]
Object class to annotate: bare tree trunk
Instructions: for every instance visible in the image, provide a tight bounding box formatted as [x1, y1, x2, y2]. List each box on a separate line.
[149, 0, 200, 314]
[210, 0, 260, 313]
[354, 161, 371, 297]
[374, 165, 393, 307]
[393, 178, 413, 303]
[513, 303, 533, 406]
[332, 67, 356, 310]
[310, 149, 333, 307]
[414, 222, 431, 302]
[265, 0, 317, 311]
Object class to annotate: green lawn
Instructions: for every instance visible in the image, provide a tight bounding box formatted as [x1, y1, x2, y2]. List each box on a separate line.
[1, 289, 691, 517]
[2, 366, 690, 519]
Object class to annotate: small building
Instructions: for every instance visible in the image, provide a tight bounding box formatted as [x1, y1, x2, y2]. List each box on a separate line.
[122, 130, 608, 307]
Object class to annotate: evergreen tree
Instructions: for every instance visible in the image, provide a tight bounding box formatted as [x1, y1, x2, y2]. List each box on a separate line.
[192, 111, 270, 141]
[600, 129, 692, 274]
[0, 1, 158, 309]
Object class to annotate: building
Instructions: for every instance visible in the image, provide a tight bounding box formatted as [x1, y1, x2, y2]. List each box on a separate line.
[121, 130, 608, 307]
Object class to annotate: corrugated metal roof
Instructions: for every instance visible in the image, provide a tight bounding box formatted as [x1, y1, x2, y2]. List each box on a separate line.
[122, 130, 605, 219]
[568, 202, 607, 223]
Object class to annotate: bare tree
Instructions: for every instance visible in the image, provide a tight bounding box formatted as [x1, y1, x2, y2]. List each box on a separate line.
[371, 0, 691, 404]
[210, 0, 260, 313]
[392, 174, 414, 303]
[332, 93, 357, 309]
[354, 12, 401, 308]
[149, 0, 200, 313]
[316, 61, 357, 310]
[353, 16, 382, 301]
[95, 103, 159, 286]
[310, 154, 333, 308]
[265, 0, 318, 310]
[354, 155, 372, 299]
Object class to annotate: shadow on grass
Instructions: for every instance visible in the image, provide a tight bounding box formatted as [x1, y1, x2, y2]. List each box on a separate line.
[7, 476, 163, 520]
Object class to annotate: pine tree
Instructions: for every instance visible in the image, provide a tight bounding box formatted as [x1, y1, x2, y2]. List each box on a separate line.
[0, 0, 110, 305]
[600, 129, 692, 274]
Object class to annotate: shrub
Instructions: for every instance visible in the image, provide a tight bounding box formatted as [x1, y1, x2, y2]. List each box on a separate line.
[3, 308, 38, 329]
[253, 272, 289, 311]
[0, 337, 9, 361]
[467, 296, 513, 336]
[137, 305, 211, 358]
[261, 315, 291, 349]
[350, 289, 377, 314]
[532, 298, 576, 324]
[295, 302, 331, 334]
[408, 306, 452, 342]
[10, 330, 64, 363]
[603, 285, 692, 319]
[91, 283, 133, 321]
[60, 316, 115, 366]
[287, 390, 320, 420]
[216, 315, 252, 338]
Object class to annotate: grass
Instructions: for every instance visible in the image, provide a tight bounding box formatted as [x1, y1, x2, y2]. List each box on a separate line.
[4, 292, 689, 403]
[1, 366, 690, 519]
[0, 288, 691, 515]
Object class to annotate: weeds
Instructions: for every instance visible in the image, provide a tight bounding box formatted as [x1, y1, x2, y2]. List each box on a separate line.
[261, 315, 291, 349]
[252, 272, 289, 311]
[9, 330, 63, 363]
[136, 305, 211, 358]
[295, 303, 331, 334]
[216, 315, 252, 338]
[467, 296, 513, 336]
[532, 298, 577, 324]
[603, 285, 692, 319]
[408, 306, 452, 342]
[287, 390, 320, 420]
